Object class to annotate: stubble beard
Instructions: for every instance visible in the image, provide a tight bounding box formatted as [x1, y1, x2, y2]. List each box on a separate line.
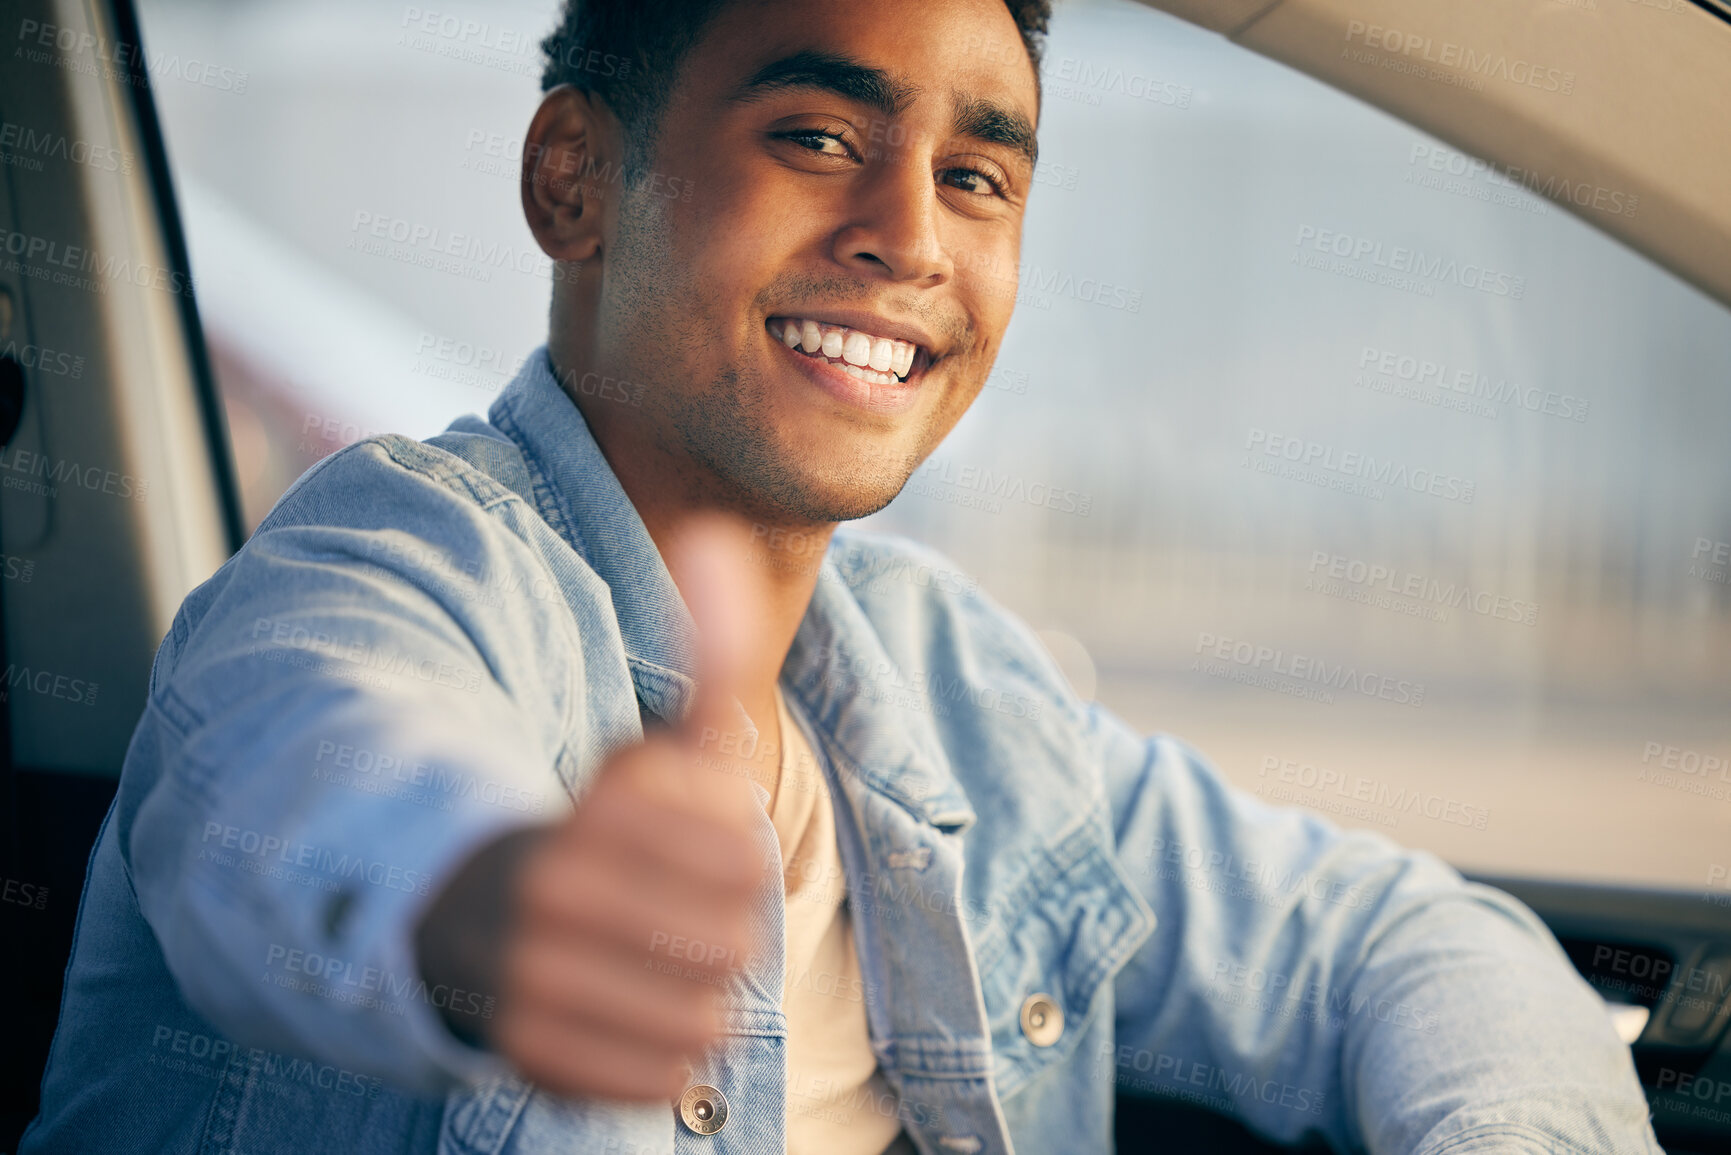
[607, 189, 933, 526]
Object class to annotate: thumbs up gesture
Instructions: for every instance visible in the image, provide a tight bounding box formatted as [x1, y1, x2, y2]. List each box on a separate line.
[416, 515, 770, 1100]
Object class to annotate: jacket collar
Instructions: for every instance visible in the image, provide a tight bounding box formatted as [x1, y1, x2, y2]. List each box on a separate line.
[487, 346, 974, 831]
[781, 573, 976, 832]
[488, 348, 699, 711]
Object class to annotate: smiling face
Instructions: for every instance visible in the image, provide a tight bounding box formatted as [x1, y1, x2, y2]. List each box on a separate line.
[545, 0, 1040, 525]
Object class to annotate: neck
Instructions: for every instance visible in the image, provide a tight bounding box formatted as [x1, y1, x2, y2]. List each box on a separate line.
[548, 346, 836, 749]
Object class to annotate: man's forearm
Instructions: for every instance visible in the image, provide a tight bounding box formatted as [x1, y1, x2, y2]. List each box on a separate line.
[1097, 718, 1660, 1153]
[1336, 878, 1658, 1155]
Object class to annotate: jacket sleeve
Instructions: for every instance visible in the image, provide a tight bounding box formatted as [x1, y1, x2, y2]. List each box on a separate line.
[121, 443, 584, 1096]
[1089, 702, 1661, 1154]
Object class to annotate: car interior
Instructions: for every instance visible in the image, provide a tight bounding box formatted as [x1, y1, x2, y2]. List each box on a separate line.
[1, 0, 1728, 1151]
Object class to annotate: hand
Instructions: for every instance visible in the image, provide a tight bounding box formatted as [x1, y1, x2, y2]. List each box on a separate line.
[416, 516, 769, 1100]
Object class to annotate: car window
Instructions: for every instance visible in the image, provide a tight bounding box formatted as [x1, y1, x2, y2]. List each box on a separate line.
[140, 0, 1731, 891]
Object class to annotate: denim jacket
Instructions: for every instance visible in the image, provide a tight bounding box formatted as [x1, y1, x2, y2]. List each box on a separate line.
[25, 347, 1660, 1155]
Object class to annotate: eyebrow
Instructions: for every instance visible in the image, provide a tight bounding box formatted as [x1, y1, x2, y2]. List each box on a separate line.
[953, 93, 1038, 169]
[731, 49, 1039, 169]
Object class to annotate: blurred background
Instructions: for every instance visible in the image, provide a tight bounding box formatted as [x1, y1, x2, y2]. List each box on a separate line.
[138, 0, 1731, 891]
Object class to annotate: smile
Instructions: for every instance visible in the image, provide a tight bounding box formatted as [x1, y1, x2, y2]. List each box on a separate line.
[766, 317, 923, 386]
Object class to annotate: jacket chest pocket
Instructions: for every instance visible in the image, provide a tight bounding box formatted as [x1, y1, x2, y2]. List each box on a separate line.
[441, 1075, 676, 1155]
[970, 820, 1155, 1101]
[439, 1075, 533, 1154]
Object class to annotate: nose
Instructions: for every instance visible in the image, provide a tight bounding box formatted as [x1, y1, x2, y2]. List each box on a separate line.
[829, 159, 952, 286]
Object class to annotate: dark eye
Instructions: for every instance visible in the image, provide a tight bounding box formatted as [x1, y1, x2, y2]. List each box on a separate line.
[778, 129, 851, 158]
[940, 166, 1007, 198]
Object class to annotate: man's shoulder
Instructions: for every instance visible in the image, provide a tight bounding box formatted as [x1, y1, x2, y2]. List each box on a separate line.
[258, 417, 534, 528]
[190, 419, 582, 638]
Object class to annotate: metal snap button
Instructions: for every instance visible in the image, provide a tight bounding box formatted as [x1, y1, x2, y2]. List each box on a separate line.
[1020, 992, 1064, 1047]
[679, 1084, 728, 1135]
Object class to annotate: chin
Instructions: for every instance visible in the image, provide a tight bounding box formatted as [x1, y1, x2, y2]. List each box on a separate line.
[769, 473, 907, 524]
[729, 448, 914, 525]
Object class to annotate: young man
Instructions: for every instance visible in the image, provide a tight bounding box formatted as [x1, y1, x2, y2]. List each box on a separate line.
[26, 0, 1659, 1152]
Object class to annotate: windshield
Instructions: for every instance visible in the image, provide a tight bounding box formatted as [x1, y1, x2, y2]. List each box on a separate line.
[141, 0, 1731, 891]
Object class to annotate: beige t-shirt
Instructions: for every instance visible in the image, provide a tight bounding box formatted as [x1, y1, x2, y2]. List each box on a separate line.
[768, 687, 908, 1155]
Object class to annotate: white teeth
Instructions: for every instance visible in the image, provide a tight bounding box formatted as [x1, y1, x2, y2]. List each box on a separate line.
[892, 342, 914, 377]
[868, 337, 894, 372]
[774, 318, 922, 381]
[841, 331, 872, 367]
[842, 363, 896, 384]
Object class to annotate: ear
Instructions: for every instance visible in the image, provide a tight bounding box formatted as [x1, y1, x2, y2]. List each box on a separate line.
[521, 85, 614, 264]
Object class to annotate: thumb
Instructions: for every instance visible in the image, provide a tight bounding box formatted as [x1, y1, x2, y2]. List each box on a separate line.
[663, 513, 759, 761]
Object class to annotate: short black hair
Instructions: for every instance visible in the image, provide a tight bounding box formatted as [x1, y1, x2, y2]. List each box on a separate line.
[539, 0, 1051, 182]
